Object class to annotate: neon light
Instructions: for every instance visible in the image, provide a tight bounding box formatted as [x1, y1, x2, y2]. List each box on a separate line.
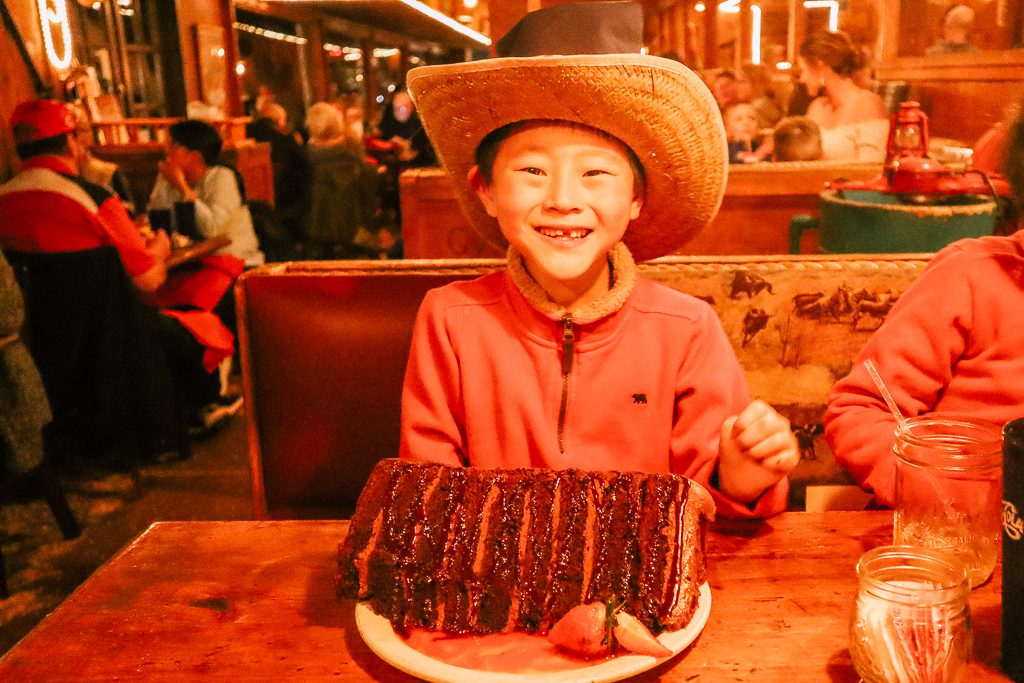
[750, 4, 761, 64]
[398, 0, 491, 46]
[718, 1, 762, 64]
[233, 22, 308, 45]
[803, 0, 839, 32]
[262, 0, 489, 46]
[38, 0, 73, 70]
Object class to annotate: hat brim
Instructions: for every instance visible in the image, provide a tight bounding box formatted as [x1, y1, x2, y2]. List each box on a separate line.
[407, 54, 728, 262]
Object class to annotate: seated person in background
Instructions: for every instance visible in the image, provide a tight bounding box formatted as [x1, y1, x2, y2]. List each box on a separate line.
[148, 119, 264, 267]
[724, 102, 771, 163]
[711, 69, 741, 112]
[824, 99, 1024, 507]
[70, 105, 137, 215]
[0, 246, 50, 478]
[798, 30, 887, 162]
[376, 90, 436, 168]
[738, 64, 784, 130]
[245, 102, 307, 252]
[0, 100, 239, 441]
[772, 115, 824, 161]
[926, 4, 979, 56]
[304, 102, 381, 259]
[399, 2, 799, 517]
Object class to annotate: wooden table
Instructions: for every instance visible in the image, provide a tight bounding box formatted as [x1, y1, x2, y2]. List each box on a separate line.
[165, 235, 232, 269]
[0, 512, 1009, 681]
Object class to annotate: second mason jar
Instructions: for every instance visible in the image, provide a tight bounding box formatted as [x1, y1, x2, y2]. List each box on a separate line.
[850, 545, 973, 683]
[893, 415, 1003, 587]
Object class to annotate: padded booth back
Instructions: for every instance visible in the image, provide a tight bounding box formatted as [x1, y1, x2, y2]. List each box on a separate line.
[238, 254, 932, 519]
[238, 260, 499, 518]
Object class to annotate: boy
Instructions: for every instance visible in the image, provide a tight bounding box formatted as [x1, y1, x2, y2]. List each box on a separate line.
[399, 2, 799, 518]
[148, 119, 264, 267]
[772, 116, 824, 162]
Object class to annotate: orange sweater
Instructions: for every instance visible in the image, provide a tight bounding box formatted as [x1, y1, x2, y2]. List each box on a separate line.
[400, 245, 788, 518]
[826, 232, 1024, 507]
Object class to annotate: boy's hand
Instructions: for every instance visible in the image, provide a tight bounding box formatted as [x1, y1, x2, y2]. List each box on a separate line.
[717, 400, 800, 504]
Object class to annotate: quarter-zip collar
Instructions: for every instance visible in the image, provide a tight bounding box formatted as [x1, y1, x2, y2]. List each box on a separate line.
[506, 242, 638, 453]
[506, 241, 637, 323]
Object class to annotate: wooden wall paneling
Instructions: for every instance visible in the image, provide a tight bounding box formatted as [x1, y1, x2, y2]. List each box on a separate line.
[1, 0, 60, 181]
[219, 0, 243, 116]
[703, 1, 718, 68]
[175, 0, 232, 106]
[877, 55, 1024, 143]
[305, 20, 331, 104]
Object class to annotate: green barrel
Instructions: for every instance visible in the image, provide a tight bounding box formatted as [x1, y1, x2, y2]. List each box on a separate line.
[790, 189, 998, 254]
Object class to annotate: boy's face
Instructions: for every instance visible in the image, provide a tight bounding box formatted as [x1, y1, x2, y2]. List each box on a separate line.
[470, 123, 642, 304]
[723, 105, 759, 142]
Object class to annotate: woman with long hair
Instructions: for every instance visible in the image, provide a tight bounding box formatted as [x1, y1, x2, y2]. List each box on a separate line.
[797, 30, 887, 162]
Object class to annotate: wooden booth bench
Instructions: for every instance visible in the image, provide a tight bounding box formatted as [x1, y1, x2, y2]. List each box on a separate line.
[237, 253, 931, 520]
[399, 161, 883, 259]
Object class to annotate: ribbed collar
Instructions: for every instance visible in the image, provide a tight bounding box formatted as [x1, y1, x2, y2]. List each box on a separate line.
[506, 241, 637, 323]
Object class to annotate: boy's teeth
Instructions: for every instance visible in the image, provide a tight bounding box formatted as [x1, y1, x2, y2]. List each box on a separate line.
[538, 228, 589, 239]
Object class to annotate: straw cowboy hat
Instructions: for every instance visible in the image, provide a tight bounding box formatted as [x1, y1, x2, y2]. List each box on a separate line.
[406, 1, 727, 262]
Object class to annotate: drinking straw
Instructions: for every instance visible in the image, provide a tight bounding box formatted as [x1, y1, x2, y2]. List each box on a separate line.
[864, 359, 906, 428]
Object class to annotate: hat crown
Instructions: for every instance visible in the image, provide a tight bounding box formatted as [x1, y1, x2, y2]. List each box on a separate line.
[495, 1, 643, 57]
[9, 100, 76, 144]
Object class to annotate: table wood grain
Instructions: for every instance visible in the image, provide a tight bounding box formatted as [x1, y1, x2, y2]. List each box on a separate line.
[165, 235, 231, 269]
[0, 512, 1008, 681]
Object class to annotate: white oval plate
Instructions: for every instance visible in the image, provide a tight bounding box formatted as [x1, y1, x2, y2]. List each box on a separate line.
[355, 582, 711, 683]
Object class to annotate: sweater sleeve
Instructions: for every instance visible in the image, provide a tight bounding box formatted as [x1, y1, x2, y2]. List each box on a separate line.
[193, 167, 242, 240]
[399, 289, 466, 467]
[670, 303, 789, 518]
[824, 247, 973, 507]
[147, 175, 178, 211]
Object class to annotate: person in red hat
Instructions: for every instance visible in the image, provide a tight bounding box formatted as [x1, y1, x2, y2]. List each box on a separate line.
[1, 99, 171, 289]
[0, 99, 240, 449]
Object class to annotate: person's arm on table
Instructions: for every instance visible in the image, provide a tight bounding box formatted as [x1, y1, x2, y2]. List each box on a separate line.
[190, 167, 242, 240]
[96, 193, 169, 294]
[825, 249, 974, 507]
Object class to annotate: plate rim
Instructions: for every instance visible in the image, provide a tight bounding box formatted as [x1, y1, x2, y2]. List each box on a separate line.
[355, 582, 712, 683]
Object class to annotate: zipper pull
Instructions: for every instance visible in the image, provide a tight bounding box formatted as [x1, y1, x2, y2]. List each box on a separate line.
[560, 313, 575, 375]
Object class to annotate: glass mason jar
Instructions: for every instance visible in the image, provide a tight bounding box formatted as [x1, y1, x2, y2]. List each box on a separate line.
[893, 415, 1003, 587]
[850, 545, 973, 683]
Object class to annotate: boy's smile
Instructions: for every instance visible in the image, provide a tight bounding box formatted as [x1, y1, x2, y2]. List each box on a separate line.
[470, 122, 642, 309]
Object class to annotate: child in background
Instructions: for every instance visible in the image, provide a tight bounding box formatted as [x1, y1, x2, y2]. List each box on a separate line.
[824, 97, 1024, 507]
[399, 2, 799, 517]
[723, 102, 770, 163]
[772, 116, 824, 162]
